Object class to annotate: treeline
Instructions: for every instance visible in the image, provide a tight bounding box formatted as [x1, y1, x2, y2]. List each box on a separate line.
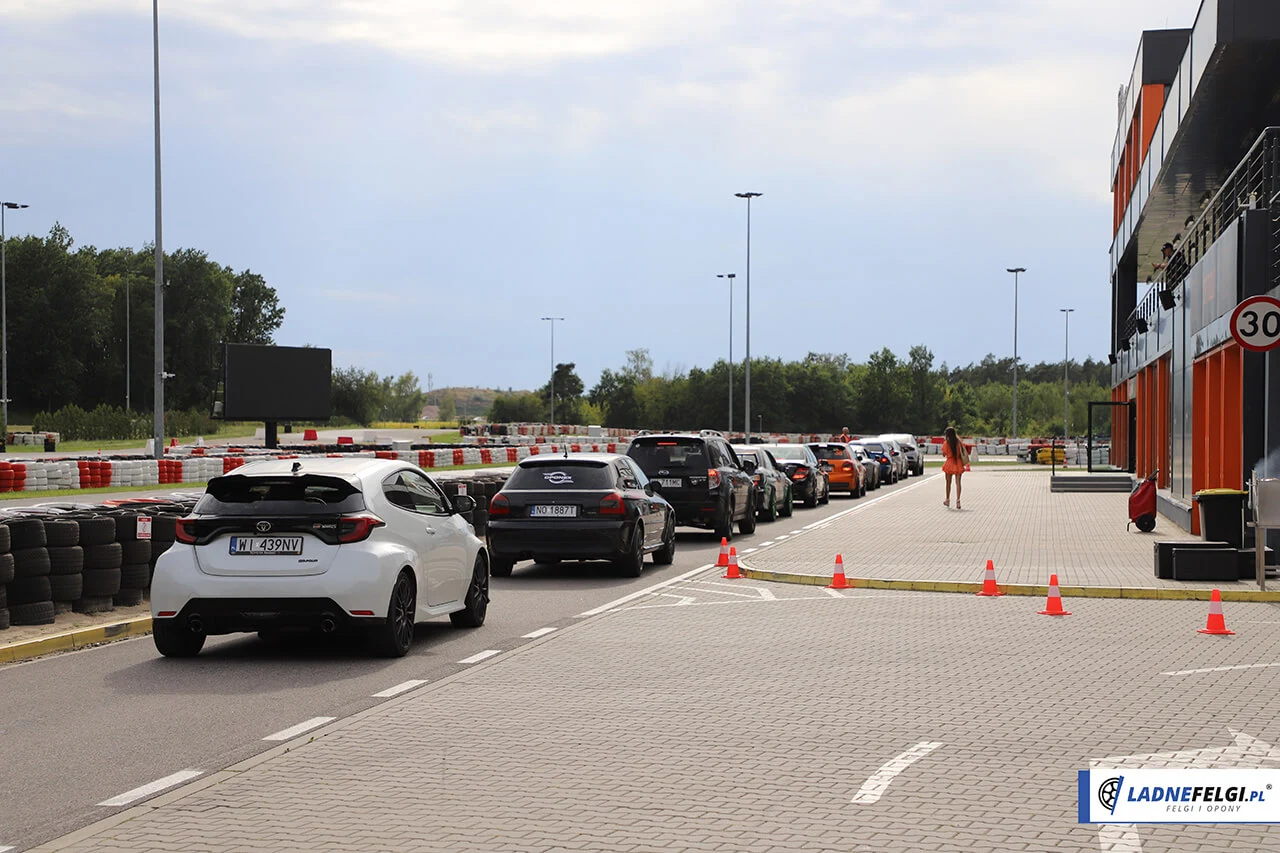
[0, 224, 284, 423]
[489, 347, 1114, 437]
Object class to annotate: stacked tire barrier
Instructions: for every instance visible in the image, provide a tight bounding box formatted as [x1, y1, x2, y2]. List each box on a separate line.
[46, 519, 84, 615]
[437, 476, 508, 542]
[0, 525, 11, 629]
[8, 519, 54, 625]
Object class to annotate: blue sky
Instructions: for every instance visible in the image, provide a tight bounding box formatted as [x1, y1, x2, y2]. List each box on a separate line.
[1, 0, 1187, 393]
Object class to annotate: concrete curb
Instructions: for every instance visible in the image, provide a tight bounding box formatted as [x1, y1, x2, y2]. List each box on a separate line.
[0, 616, 152, 664]
[737, 568, 1280, 602]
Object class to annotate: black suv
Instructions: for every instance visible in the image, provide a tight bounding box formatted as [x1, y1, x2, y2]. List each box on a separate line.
[627, 431, 756, 540]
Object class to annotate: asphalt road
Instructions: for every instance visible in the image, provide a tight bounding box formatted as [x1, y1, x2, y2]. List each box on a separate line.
[0, 474, 916, 852]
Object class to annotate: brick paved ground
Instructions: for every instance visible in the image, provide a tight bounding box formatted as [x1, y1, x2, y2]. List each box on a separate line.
[743, 471, 1238, 590]
[35, 576, 1280, 853]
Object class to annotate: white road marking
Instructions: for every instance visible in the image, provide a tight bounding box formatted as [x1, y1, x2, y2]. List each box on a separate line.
[789, 530, 803, 535]
[822, 588, 845, 598]
[263, 717, 336, 742]
[656, 593, 697, 606]
[1162, 662, 1280, 676]
[372, 679, 428, 698]
[1097, 825, 1143, 853]
[522, 627, 557, 639]
[98, 769, 204, 807]
[576, 564, 714, 617]
[775, 535, 790, 540]
[0, 845, 16, 852]
[458, 649, 502, 664]
[742, 547, 758, 553]
[851, 741, 942, 804]
[688, 583, 775, 600]
[758, 541, 774, 546]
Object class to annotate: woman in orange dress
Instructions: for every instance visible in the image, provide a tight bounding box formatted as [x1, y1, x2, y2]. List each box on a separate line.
[941, 426, 967, 509]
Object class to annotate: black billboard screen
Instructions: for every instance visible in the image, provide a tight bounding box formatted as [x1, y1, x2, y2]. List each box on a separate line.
[221, 344, 332, 421]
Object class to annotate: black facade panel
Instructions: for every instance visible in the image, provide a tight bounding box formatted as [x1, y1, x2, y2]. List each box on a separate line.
[1219, 0, 1280, 43]
[1241, 209, 1270, 298]
[1141, 29, 1192, 86]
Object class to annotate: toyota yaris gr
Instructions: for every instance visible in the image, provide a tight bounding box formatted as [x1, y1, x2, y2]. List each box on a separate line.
[151, 457, 490, 658]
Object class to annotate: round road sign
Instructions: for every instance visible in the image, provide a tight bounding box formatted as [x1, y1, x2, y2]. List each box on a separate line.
[1230, 295, 1280, 352]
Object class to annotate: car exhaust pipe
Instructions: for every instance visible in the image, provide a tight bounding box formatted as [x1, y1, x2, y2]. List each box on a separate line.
[188, 615, 203, 634]
[319, 615, 337, 634]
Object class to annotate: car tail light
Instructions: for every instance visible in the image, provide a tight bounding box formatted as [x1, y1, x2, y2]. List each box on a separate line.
[752, 473, 762, 484]
[174, 517, 197, 544]
[841, 461, 854, 472]
[339, 515, 385, 543]
[879, 456, 890, 464]
[599, 492, 626, 515]
[489, 493, 510, 516]
[708, 468, 721, 488]
[791, 466, 809, 480]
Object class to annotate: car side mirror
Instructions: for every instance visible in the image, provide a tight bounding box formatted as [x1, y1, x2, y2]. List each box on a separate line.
[454, 494, 477, 514]
[644, 483, 656, 496]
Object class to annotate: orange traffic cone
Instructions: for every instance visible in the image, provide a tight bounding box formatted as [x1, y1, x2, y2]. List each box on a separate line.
[1197, 588, 1235, 635]
[827, 554, 850, 589]
[1038, 573, 1072, 616]
[976, 559, 1004, 597]
[723, 547, 743, 579]
[716, 537, 730, 568]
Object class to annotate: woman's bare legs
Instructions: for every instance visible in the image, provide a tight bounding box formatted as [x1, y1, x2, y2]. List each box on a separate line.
[955, 473, 963, 509]
[944, 472, 953, 506]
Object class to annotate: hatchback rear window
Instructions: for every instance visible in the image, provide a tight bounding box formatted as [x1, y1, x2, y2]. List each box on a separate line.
[768, 446, 808, 461]
[506, 462, 616, 490]
[861, 443, 886, 454]
[809, 445, 850, 461]
[628, 440, 709, 471]
[196, 474, 366, 516]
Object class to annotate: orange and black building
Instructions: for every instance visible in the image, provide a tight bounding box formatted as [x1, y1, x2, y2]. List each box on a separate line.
[1108, 0, 1280, 538]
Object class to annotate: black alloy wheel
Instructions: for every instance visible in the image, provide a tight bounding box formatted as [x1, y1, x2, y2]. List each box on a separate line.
[451, 553, 489, 628]
[762, 486, 778, 522]
[652, 514, 676, 565]
[739, 492, 757, 534]
[715, 501, 735, 541]
[616, 522, 645, 577]
[803, 477, 818, 508]
[371, 572, 416, 658]
[781, 485, 795, 517]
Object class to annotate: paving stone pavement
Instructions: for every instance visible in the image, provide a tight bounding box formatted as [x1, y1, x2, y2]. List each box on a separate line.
[33, 574, 1280, 853]
[743, 470, 1236, 590]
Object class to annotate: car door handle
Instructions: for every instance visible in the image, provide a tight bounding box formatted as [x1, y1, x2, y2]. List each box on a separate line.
[424, 527, 437, 535]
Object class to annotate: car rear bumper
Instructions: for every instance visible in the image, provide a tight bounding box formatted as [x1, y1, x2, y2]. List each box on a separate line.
[657, 496, 721, 528]
[156, 598, 385, 635]
[488, 519, 631, 560]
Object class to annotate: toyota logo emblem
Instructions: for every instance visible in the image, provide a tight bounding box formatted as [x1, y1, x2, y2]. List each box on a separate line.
[255, 521, 272, 533]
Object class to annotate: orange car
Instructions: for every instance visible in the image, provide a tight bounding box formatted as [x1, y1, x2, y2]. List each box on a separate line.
[806, 443, 866, 498]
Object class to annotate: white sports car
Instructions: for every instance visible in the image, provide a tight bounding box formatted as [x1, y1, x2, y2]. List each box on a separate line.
[151, 457, 489, 658]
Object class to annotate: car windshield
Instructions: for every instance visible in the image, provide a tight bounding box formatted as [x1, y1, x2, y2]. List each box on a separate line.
[809, 445, 849, 461]
[767, 445, 808, 461]
[628, 440, 708, 471]
[862, 443, 886, 454]
[506, 462, 616, 490]
[734, 448, 763, 467]
[196, 474, 366, 515]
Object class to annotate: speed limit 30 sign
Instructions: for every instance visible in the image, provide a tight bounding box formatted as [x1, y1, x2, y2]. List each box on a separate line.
[1230, 295, 1280, 352]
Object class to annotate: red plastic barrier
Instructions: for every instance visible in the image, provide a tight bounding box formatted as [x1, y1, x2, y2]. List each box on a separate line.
[10, 462, 24, 492]
[607, 443, 616, 453]
[571, 444, 581, 453]
[479, 449, 492, 464]
[0, 461, 12, 493]
[452, 448, 465, 466]
[337, 436, 354, 445]
[507, 448, 519, 463]
[100, 461, 112, 488]
[529, 445, 540, 455]
[303, 429, 318, 441]
[376, 451, 397, 460]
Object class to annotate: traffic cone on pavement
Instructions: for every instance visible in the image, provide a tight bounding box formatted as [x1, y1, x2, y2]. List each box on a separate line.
[976, 560, 1004, 597]
[723, 547, 743, 579]
[1197, 588, 1235, 635]
[716, 537, 730, 568]
[1038, 574, 1072, 616]
[827, 554, 850, 590]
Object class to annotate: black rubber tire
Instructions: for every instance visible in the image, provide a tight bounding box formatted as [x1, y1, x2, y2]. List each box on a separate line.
[9, 600, 55, 626]
[82, 568, 122, 597]
[121, 540, 151, 565]
[7, 519, 46, 550]
[0, 608, 9, 630]
[739, 495, 757, 535]
[113, 587, 144, 607]
[84, 543, 123, 571]
[53, 601, 73, 616]
[8, 575, 52, 605]
[73, 596, 115, 615]
[614, 523, 645, 578]
[1136, 515, 1156, 533]
[449, 554, 489, 628]
[74, 516, 116, 547]
[819, 481, 830, 505]
[762, 487, 778, 522]
[781, 486, 794, 517]
[489, 554, 515, 578]
[48, 546, 84, 575]
[120, 563, 151, 589]
[13, 548, 50, 579]
[369, 572, 416, 658]
[0, 585, 6, 609]
[153, 619, 205, 657]
[49, 573, 84, 602]
[0, 523, 10, 554]
[652, 514, 676, 565]
[152, 514, 179, 544]
[112, 513, 145, 541]
[43, 520, 80, 547]
[715, 502, 735, 541]
[0, 552, 13, 585]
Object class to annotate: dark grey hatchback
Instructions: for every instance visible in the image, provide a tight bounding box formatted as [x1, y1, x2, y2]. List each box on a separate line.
[487, 454, 676, 578]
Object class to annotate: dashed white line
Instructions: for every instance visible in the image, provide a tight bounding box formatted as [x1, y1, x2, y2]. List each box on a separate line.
[372, 679, 428, 698]
[459, 649, 502, 664]
[789, 530, 803, 535]
[1162, 662, 1280, 676]
[577, 563, 714, 616]
[758, 541, 775, 547]
[0, 845, 16, 852]
[775, 535, 790, 540]
[98, 769, 204, 807]
[523, 627, 558, 639]
[851, 741, 943, 804]
[742, 547, 759, 554]
[263, 717, 336, 741]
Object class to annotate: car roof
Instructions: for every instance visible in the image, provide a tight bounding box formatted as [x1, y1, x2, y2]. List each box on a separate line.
[518, 452, 625, 466]
[231, 456, 412, 484]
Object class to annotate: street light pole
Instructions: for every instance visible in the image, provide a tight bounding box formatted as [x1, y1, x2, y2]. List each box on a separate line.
[1060, 308, 1074, 441]
[1006, 267, 1026, 439]
[735, 192, 761, 443]
[540, 317, 563, 431]
[1, 201, 29, 443]
[716, 273, 736, 434]
[125, 278, 131, 411]
[152, 0, 166, 458]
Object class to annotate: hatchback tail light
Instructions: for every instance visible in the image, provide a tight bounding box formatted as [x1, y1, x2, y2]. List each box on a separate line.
[879, 456, 890, 464]
[174, 517, 197, 544]
[489, 493, 511, 516]
[339, 515, 385, 543]
[791, 466, 809, 480]
[707, 468, 721, 489]
[599, 492, 626, 515]
[841, 461, 854, 472]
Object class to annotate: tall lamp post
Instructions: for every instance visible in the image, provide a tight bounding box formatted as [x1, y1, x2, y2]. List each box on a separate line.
[716, 273, 736, 433]
[152, 0, 167, 458]
[540, 316, 563, 431]
[125, 278, 131, 411]
[735, 192, 761, 442]
[1006, 267, 1026, 439]
[1060, 308, 1074, 441]
[1, 201, 29, 442]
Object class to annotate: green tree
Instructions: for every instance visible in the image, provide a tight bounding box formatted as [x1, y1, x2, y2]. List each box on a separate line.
[227, 269, 285, 345]
[331, 366, 385, 424]
[438, 391, 457, 423]
[381, 371, 425, 422]
[489, 391, 545, 423]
